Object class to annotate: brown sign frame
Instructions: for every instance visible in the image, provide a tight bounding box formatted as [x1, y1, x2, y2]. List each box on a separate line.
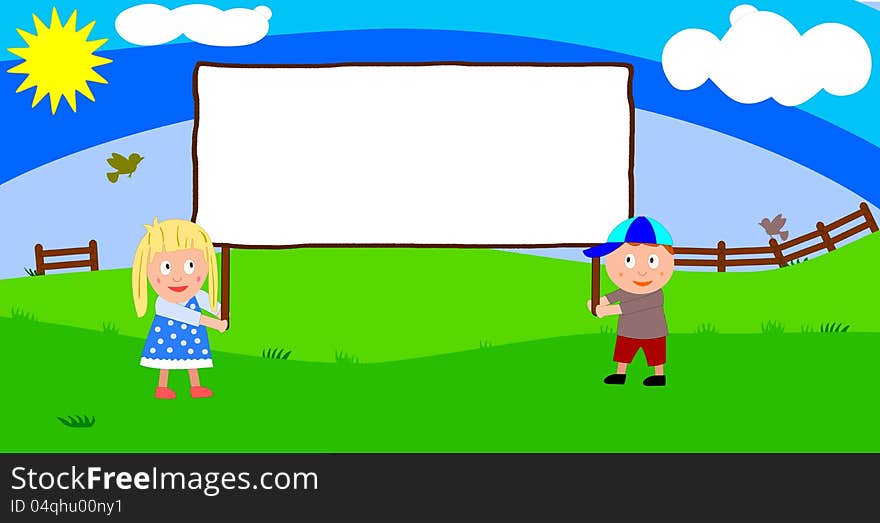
[190, 61, 636, 321]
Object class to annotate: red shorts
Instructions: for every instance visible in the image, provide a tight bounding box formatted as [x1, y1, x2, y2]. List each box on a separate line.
[613, 336, 666, 366]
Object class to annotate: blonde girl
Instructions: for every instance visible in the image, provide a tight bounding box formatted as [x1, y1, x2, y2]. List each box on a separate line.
[133, 218, 227, 399]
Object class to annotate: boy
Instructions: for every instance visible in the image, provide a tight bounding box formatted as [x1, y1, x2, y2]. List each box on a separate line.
[584, 216, 674, 387]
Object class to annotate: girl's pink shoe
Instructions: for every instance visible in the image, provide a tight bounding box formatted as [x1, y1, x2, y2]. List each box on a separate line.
[155, 387, 176, 399]
[190, 386, 213, 398]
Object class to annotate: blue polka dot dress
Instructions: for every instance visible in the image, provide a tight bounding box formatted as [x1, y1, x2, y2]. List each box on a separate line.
[140, 296, 213, 369]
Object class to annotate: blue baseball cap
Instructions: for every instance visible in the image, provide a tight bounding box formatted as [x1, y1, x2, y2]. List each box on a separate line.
[582, 216, 673, 258]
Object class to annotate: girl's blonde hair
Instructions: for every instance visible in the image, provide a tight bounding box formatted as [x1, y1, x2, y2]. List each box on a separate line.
[132, 218, 218, 317]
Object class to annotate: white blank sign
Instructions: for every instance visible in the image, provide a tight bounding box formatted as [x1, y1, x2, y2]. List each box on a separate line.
[193, 63, 632, 246]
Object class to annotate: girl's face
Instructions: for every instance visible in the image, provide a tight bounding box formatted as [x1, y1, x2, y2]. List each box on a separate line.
[146, 248, 208, 303]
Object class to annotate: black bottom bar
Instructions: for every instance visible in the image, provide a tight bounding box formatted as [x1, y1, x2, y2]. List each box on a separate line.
[3, 454, 877, 520]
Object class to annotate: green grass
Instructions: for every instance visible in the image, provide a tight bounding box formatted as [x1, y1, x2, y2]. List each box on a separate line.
[784, 257, 808, 267]
[2, 318, 878, 452]
[10, 307, 37, 322]
[335, 349, 360, 365]
[694, 322, 718, 335]
[761, 320, 785, 335]
[1, 233, 877, 451]
[0, 232, 876, 363]
[819, 322, 850, 333]
[262, 347, 292, 360]
[57, 415, 96, 429]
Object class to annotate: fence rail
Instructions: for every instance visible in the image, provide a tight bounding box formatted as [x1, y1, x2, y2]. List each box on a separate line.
[34, 240, 99, 275]
[674, 202, 877, 272]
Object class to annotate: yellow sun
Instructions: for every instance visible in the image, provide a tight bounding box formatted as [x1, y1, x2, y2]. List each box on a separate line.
[7, 8, 112, 114]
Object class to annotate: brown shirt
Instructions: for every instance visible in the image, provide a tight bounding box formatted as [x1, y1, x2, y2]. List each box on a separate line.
[605, 289, 667, 339]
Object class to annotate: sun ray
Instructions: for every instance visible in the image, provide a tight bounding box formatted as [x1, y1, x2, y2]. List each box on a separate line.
[14, 28, 37, 47]
[84, 38, 108, 54]
[49, 90, 62, 114]
[49, 7, 61, 29]
[64, 10, 78, 31]
[75, 80, 95, 102]
[7, 59, 30, 73]
[32, 83, 49, 108]
[89, 54, 113, 67]
[64, 89, 77, 112]
[7, 8, 112, 114]
[78, 20, 95, 38]
[14, 75, 38, 93]
[83, 68, 108, 85]
[31, 13, 48, 34]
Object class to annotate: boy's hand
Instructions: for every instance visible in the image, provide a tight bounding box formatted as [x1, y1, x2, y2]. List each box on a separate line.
[587, 296, 610, 313]
[595, 304, 622, 318]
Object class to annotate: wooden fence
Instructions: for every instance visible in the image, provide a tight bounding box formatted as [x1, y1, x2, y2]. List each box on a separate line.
[675, 202, 877, 272]
[34, 240, 99, 275]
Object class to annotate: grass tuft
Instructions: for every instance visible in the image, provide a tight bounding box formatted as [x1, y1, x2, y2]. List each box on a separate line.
[479, 340, 493, 350]
[695, 322, 719, 335]
[24, 267, 40, 277]
[262, 347, 293, 360]
[57, 415, 96, 429]
[599, 324, 614, 335]
[819, 322, 850, 333]
[784, 257, 809, 267]
[335, 350, 360, 365]
[102, 322, 119, 335]
[11, 307, 37, 322]
[761, 320, 785, 335]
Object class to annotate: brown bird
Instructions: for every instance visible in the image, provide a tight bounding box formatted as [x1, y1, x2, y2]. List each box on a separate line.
[759, 214, 789, 241]
[106, 153, 144, 183]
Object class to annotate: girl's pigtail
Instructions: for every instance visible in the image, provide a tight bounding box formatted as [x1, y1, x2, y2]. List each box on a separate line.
[132, 222, 155, 317]
[203, 234, 219, 315]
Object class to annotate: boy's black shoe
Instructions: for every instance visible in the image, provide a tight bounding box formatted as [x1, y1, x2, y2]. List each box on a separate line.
[643, 375, 666, 387]
[603, 373, 626, 385]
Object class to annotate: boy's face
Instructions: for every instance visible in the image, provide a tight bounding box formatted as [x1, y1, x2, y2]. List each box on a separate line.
[605, 243, 674, 295]
[147, 248, 208, 303]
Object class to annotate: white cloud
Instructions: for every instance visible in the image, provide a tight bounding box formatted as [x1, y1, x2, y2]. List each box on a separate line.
[662, 4, 872, 106]
[116, 4, 272, 47]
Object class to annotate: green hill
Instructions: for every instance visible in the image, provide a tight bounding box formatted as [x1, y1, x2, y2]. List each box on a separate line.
[2, 232, 877, 362]
[2, 317, 878, 452]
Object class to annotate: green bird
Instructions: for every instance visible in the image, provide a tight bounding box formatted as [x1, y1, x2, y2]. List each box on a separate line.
[106, 153, 144, 183]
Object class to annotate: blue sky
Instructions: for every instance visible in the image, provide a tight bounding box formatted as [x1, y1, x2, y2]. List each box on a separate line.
[2, 1, 878, 278]
[3, 1, 880, 145]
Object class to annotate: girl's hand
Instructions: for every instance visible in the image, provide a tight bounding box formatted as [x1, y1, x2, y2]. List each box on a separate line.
[201, 316, 228, 332]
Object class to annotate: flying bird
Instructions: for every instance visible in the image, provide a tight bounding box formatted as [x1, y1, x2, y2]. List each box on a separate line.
[106, 153, 144, 183]
[759, 213, 789, 241]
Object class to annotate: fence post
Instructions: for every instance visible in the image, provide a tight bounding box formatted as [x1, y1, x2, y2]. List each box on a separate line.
[769, 238, 786, 268]
[716, 240, 726, 272]
[34, 244, 45, 275]
[862, 202, 878, 233]
[816, 221, 835, 252]
[88, 239, 99, 271]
